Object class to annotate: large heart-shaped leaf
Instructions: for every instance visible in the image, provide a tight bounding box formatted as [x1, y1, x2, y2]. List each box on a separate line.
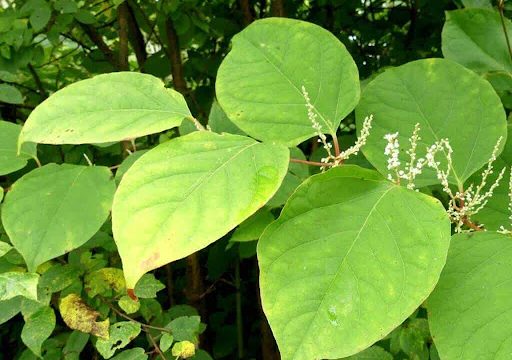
[0, 121, 37, 175]
[356, 58, 507, 187]
[112, 131, 289, 289]
[1, 164, 116, 271]
[428, 232, 512, 359]
[19, 72, 191, 145]
[216, 18, 360, 146]
[258, 166, 450, 359]
[442, 9, 512, 73]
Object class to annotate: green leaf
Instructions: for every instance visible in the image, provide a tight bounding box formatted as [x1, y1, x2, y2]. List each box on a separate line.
[39, 264, 81, 294]
[85, 268, 126, 298]
[216, 18, 360, 146]
[115, 150, 148, 184]
[96, 322, 141, 359]
[0, 120, 37, 175]
[59, 293, 109, 339]
[0, 240, 12, 258]
[442, 9, 512, 73]
[168, 316, 202, 343]
[230, 208, 274, 242]
[111, 348, 148, 360]
[356, 58, 507, 187]
[20, 72, 191, 145]
[0, 272, 39, 301]
[0, 83, 23, 104]
[469, 124, 512, 230]
[172, 341, 196, 358]
[134, 273, 165, 298]
[208, 100, 245, 135]
[267, 147, 309, 208]
[54, 0, 78, 13]
[0, 296, 22, 325]
[74, 9, 96, 24]
[62, 331, 89, 360]
[29, 2, 51, 31]
[428, 232, 512, 359]
[1, 164, 116, 271]
[112, 131, 289, 289]
[118, 295, 140, 314]
[344, 346, 393, 359]
[21, 305, 56, 357]
[160, 333, 174, 352]
[461, 0, 492, 8]
[258, 166, 450, 359]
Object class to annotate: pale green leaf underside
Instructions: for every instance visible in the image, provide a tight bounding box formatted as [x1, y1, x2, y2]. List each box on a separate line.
[442, 9, 512, 73]
[20, 72, 191, 145]
[1, 164, 116, 271]
[258, 166, 450, 359]
[0, 272, 39, 301]
[113, 131, 289, 289]
[356, 58, 507, 187]
[216, 18, 360, 146]
[0, 121, 37, 176]
[22, 305, 56, 357]
[428, 232, 512, 359]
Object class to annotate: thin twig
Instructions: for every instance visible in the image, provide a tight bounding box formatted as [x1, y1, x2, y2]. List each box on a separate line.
[103, 299, 172, 333]
[147, 331, 168, 360]
[499, 0, 512, 64]
[290, 158, 329, 167]
[332, 135, 340, 157]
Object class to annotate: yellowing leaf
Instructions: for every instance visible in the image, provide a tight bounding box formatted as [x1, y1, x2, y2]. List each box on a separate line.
[59, 294, 109, 339]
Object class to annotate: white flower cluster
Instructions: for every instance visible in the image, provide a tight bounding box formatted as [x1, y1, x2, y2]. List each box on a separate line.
[383, 123, 426, 190]
[499, 168, 512, 235]
[338, 115, 373, 163]
[302, 85, 374, 170]
[426, 136, 505, 233]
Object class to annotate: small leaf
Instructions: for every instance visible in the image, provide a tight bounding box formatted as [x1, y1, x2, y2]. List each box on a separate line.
[95, 321, 141, 359]
[0, 120, 37, 175]
[29, 2, 51, 31]
[344, 346, 393, 359]
[39, 264, 81, 294]
[172, 341, 196, 358]
[74, 9, 96, 24]
[0, 296, 22, 325]
[112, 131, 289, 289]
[21, 305, 56, 357]
[230, 208, 274, 242]
[428, 232, 512, 359]
[20, 72, 191, 145]
[62, 331, 89, 360]
[1, 164, 116, 271]
[85, 268, 126, 298]
[59, 293, 109, 339]
[133, 273, 165, 298]
[160, 333, 174, 352]
[118, 296, 140, 314]
[216, 18, 359, 146]
[168, 316, 202, 343]
[0, 272, 39, 301]
[258, 166, 450, 359]
[0, 240, 12, 258]
[0, 84, 23, 104]
[207, 100, 245, 135]
[111, 348, 148, 360]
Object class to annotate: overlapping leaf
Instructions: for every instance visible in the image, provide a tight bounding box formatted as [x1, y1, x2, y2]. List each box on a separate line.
[0, 120, 37, 175]
[216, 18, 360, 146]
[258, 166, 450, 359]
[19, 72, 191, 145]
[113, 131, 289, 289]
[428, 232, 512, 359]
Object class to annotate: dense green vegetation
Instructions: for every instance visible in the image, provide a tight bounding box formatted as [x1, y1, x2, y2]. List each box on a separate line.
[1, 0, 512, 359]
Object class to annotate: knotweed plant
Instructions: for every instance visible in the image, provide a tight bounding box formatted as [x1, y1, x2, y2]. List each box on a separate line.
[498, 167, 512, 235]
[301, 85, 373, 170]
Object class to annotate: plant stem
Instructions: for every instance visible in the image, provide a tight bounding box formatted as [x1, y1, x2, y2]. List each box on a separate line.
[148, 331, 168, 360]
[290, 158, 328, 167]
[332, 135, 340, 157]
[499, 0, 512, 64]
[103, 299, 172, 333]
[235, 258, 244, 359]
